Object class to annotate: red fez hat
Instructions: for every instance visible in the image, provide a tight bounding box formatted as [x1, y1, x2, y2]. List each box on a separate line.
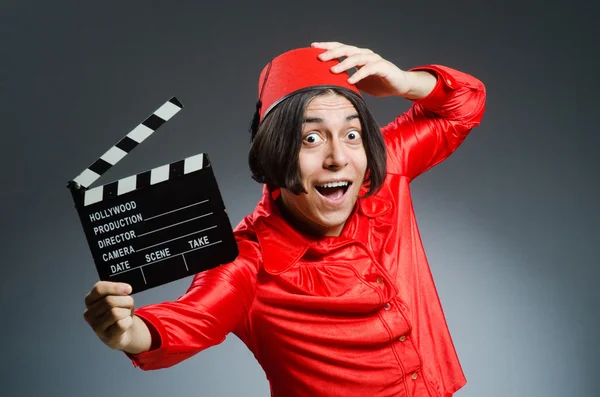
[256, 47, 362, 121]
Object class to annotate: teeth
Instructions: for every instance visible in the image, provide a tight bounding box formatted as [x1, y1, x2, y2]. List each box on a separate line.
[317, 181, 349, 188]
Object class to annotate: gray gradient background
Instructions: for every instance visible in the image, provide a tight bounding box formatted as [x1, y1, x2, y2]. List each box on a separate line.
[1, 1, 596, 396]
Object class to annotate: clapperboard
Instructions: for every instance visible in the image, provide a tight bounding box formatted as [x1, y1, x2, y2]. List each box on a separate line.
[67, 97, 239, 293]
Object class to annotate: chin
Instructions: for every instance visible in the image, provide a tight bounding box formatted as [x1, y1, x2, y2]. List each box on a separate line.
[314, 211, 352, 235]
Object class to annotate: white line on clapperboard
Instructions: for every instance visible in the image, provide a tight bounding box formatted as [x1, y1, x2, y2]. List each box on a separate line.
[137, 225, 218, 252]
[109, 240, 224, 278]
[144, 199, 209, 221]
[137, 212, 214, 237]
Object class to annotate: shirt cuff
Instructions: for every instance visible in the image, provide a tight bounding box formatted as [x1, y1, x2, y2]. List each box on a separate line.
[407, 64, 460, 108]
[124, 308, 167, 369]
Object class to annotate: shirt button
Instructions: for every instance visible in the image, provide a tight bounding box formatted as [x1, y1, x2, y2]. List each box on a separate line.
[399, 335, 407, 342]
[411, 373, 418, 380]
[376, 276, 385, 285]
[446, 78, 453, 86]
[383, 303, 391, 310]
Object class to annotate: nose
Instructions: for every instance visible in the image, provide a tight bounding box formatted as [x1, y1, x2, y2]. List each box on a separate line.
[323, 138, 348, 170]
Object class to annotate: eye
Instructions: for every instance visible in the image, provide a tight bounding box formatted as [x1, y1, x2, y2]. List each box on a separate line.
[303, 132, 323, 144]
[345, 130, 361, 140]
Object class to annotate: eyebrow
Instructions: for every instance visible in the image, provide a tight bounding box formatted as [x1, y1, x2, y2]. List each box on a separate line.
[303, 114, 360, 123]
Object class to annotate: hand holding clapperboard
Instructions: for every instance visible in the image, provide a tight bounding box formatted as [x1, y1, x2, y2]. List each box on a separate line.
[67, 97, 239, 294]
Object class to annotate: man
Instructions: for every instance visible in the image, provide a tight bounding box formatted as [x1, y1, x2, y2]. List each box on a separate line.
[84, 41, 486, 396]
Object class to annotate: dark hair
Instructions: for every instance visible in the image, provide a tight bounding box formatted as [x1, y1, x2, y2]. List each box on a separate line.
[248, 87, 386, 198]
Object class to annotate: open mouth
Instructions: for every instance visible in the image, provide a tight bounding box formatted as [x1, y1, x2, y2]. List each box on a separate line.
[315, 181, 352, 201]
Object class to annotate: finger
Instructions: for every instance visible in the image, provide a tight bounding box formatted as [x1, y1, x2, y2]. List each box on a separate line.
[318, 45, 373, 62]
[86, 305, 130, 331]
[93, 307, 132, 333]
[85, 281, 132, 307]
[318, 45, 361, 62]
[331, 52, 382, 74]
[311, 41, 345, 50]
[86, 295, 135, 319]
[347, 60, 387, 84]
[104, 316, 134, 340]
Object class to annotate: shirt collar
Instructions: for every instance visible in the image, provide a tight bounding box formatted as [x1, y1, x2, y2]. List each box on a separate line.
[253, 185, 392, 275]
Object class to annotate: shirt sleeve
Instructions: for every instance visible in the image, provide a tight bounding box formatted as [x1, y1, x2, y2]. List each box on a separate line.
[381, 64, 486, 180]
[124, 234, 262, 370]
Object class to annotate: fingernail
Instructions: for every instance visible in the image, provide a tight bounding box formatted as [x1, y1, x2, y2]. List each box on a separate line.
[122, 285, 132, 294]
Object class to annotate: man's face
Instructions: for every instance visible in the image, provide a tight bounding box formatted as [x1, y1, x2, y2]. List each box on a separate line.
[279, 93, 367, 237]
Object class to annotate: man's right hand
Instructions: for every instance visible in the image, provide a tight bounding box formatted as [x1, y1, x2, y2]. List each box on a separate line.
[83, 281, 137, 351]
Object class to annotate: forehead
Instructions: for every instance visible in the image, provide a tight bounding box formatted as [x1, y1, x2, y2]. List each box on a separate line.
[304, 93, 357, 114]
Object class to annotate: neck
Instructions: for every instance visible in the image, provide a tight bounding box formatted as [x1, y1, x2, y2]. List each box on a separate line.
[275, 196, 343, 237]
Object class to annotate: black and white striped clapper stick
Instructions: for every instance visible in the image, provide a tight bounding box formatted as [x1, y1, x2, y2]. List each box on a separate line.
[67, 97, 239, 294]
[71, 97, 183, 190]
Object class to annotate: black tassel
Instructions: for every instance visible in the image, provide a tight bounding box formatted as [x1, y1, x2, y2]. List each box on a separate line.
[249, 61, 273, 142]
[249, 100, 262, 142]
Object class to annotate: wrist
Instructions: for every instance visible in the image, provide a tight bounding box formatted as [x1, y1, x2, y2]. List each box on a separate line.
[121, 315, 152, 354]
[402, 70, 437, 100]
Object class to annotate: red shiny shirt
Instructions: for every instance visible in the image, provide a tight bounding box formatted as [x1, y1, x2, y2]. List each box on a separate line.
[129, 64, 486, 397]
